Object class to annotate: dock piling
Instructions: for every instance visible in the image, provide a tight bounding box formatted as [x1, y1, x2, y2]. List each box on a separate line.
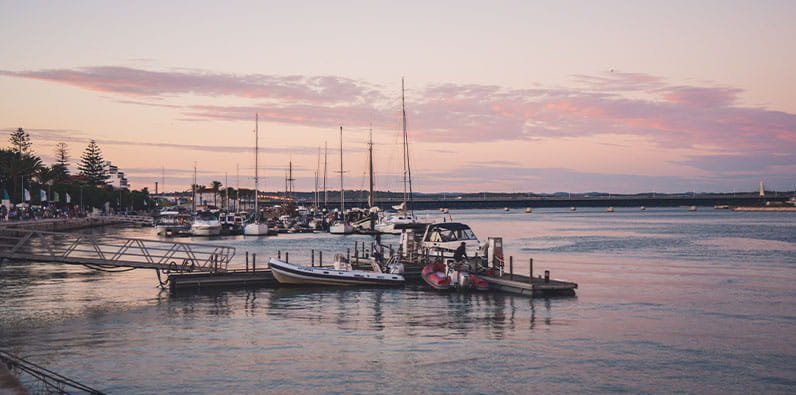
[311, 249, 315, 267]
[285, 252, 289, 263]
[529, 258, 533, 283]
[252, 253, 256, 271]
[246, 251, 249, 272]
[319, 251, 323, 266]
[544, 270, 550, 283]
[509, 256, 514, 280]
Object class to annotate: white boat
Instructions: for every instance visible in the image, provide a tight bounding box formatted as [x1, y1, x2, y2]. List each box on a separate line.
[244, 113, 270, 236]
[417, 222, 482, 260]
[329, 220, 354, 234]
[155, 210, 192, 236]
[374, 213, 418, 234]
[268, 258, 404, 286]
[191, 211, 221, 236]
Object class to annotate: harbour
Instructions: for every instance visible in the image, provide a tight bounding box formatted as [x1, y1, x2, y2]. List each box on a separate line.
[1, 208, 794, 393]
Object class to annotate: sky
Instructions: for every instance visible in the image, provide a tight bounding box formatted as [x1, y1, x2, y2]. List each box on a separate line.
[1, 0, 795, 194]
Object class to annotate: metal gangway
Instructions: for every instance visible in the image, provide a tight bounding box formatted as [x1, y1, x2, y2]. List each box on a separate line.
[0, 228, 235, 273]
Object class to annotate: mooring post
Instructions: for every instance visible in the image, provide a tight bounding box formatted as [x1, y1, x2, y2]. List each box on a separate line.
[278, 250, 281, 260]
[354, 243, 359, 262]
[252, 253, 256, 271]
[347, 248, 350, 262]
[246, 251, 249, 272]
[510, 256, 514, 280]
[286, 251, 289, 263]
[319, 251, 323, 266]
[529, 258, 533, 283]
[311, 249, 315, 267]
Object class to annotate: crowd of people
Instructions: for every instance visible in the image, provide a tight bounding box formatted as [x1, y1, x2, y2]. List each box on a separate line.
[0, 205, 88, 221]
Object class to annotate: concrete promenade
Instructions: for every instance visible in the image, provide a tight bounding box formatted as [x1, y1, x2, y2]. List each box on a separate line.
[0, 216, 128, 232]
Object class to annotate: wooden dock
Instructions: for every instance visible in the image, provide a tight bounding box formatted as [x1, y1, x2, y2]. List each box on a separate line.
[168, 270, 277, 290]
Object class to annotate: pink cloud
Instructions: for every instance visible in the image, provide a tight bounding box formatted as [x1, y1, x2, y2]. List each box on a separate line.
[3, 66, 795, 163]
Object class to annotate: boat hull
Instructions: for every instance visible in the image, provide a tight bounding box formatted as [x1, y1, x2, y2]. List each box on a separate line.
[269, 259, 404, 286]
[421, 262, 488, 292]
[243, 223, 269, 235]
[329, 222, 354, 234]
[191, 225, 221, 236]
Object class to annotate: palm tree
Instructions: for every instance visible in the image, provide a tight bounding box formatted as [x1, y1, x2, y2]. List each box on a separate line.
[210, 180, 222, 207]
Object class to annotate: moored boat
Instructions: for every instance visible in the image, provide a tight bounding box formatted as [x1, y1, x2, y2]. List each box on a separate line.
[421, 261, 489, 292]
[268, 258, 405, 286]
[191, 211, 221, 236]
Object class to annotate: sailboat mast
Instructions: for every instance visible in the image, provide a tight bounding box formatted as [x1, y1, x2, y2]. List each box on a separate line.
[368, 124, 374, 208]
[339, 126, 344, 213]
[254, 113, 259, 220]
[401, 77, 414, 215]
[323, 141, 328, 209]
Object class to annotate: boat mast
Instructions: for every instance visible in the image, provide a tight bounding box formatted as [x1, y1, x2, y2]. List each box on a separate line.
[254, 113, 259, 221]
[339, 126, 345, 214]
[368, 124, 374, 208]
[401, 77, 414, 215]
[323, 141, 328, 209]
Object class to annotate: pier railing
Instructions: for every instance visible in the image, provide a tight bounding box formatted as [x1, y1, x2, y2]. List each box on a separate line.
[0, 228, 234, 273]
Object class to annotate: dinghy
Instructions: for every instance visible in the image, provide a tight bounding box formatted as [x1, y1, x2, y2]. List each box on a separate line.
[421, 261, 489, 292]
[269, 257, 405, 286]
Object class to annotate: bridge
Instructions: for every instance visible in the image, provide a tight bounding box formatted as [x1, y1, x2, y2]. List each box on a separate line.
[0, 228, 234, 273]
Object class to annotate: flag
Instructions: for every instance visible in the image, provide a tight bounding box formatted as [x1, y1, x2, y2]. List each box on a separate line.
[24, 189, 30, 201]
[54, 191, 60, 202]
[66, 193, 71, 203]
[40, 190, 47, 202]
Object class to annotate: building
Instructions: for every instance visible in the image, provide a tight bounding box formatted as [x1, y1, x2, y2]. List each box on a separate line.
[105, 161, 130, 190]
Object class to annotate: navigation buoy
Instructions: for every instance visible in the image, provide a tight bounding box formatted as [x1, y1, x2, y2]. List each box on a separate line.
[504, 207, 510, 211]
[607, 207, 614, 212]
[640, 206, 646, 211]
[689, 206, 697, 211]
[525, 207, 532, 213]
[570, 207, 576, 211]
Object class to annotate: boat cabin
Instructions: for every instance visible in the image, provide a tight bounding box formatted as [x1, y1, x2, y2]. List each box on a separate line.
[420, 222, 482, 259]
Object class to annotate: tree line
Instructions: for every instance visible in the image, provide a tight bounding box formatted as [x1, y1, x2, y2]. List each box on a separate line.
[0, 128, 151, 211]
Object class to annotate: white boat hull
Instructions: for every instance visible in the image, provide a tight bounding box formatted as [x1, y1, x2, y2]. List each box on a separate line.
[243, 223, 269, 235]
[269, 259, 404, 286]
[191, 223, 221, 236]
[329, 222, 354, 234]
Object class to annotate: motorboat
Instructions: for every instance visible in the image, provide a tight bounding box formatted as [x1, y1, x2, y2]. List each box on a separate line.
[268, 257, 405, 286]
[191, 211, 221, 236]
[244, 221, 269, 236]
[329, 219, 354, 234]
[155, 210, 192, 236]
[419, 222, 483, 261]
[421, 261, 489, 292]
[374, 212, 418, 234]
[219, 213, 244, 235]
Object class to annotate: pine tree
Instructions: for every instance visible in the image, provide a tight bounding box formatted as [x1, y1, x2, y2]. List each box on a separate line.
[52, 142, 70, 181]
[78, 140, 109, 185]
[9, 128, 32, 156]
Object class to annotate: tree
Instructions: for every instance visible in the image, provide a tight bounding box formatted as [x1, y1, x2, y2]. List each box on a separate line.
[52, 142, 70, 182]
[78, 140, 109, 186]
[211, 180, 222, 207]
[9, 128, 32, 156]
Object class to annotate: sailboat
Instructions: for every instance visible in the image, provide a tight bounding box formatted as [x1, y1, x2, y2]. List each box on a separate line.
[329, 126, 354, 234]
[244, 113, 270, 236]
[375, 78, 419, 234]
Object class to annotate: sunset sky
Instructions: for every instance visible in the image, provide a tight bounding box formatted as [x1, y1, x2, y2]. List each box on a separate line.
[2, 1, 795, 194]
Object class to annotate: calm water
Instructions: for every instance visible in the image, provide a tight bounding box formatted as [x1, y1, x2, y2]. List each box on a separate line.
[2, 208, 795, 393]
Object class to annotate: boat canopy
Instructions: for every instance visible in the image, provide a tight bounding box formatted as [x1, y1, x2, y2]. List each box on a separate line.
[425, 223, 478, 242]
